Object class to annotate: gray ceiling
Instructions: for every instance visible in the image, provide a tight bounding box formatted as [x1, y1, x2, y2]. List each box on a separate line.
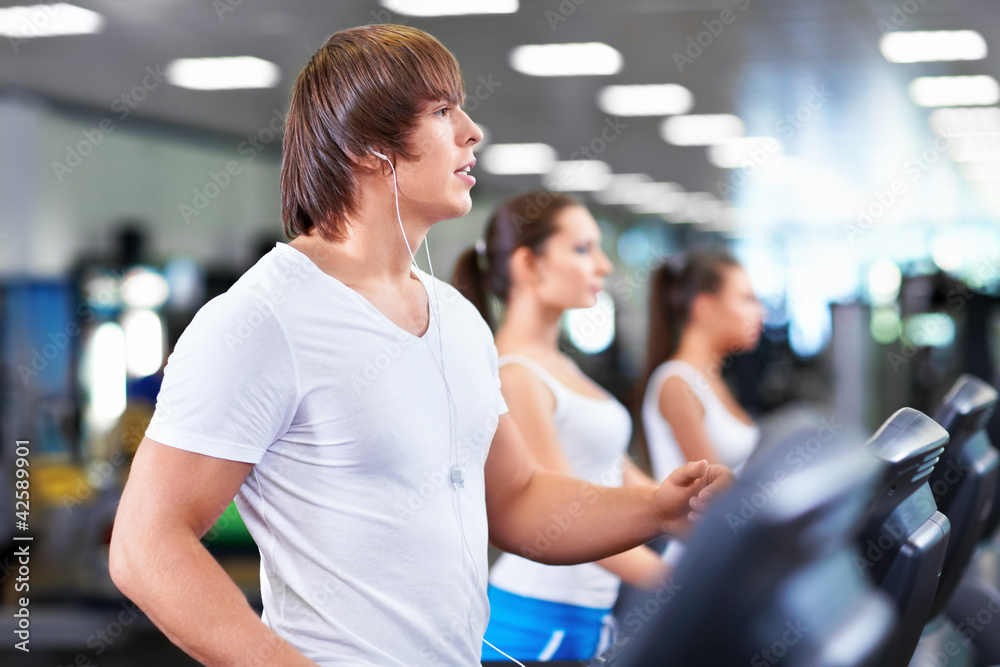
[2, 0, 998, 204]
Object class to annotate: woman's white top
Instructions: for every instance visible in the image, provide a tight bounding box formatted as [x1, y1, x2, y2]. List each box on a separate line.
[642, 359, 760, 565]
[488, 353, 634, 609]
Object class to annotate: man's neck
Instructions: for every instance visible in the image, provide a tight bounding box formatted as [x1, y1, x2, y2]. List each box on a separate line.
[291, 197, 431, 289]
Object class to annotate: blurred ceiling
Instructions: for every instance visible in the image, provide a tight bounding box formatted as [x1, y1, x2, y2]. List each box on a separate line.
[1, 0, 998, 211]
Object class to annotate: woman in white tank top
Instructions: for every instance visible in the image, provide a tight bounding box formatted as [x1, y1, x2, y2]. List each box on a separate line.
[453, 192, 668, 662]
[640, 248, 763, 564]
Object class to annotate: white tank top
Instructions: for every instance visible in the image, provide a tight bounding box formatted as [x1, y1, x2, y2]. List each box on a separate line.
[642, 359, 760, 482]
[488, 353, 633, 609]
[642, 360, 760, 566]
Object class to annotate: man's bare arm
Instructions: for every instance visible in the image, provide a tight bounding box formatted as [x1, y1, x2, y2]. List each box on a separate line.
[484, 414, 732, 565]
[109, 437, 318, 667]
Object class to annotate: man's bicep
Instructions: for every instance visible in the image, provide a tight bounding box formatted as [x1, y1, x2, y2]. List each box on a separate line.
[484, 413, 541, 529]
[117, 436, 255, 539]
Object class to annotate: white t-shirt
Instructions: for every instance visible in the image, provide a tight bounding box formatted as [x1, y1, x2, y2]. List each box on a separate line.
[488, 354, 632, 610]
[145, 242, 509, 666]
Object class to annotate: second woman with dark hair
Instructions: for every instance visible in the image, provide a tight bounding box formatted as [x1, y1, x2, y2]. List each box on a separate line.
[639, 249, 763, 566]
[640, 248, 762, 479]
[454, 192, 671, 662]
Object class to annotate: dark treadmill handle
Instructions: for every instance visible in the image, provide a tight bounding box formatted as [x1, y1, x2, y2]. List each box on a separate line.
[866, 407, 950, 465]
[934, 374, 998, 440]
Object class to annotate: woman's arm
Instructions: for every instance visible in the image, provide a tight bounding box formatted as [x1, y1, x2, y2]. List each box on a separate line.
[622, 457, 656, 487]
[495, 364, 669, 589]
[595, 545, 669, 590]
[658, 375, 720, 465]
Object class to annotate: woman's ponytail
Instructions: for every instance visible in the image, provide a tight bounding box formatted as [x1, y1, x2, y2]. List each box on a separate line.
[646, 263, 681, 380]
[452, 243, 495, 330]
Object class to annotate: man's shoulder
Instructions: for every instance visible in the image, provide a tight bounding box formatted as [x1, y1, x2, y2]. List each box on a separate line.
[231, 245, 315, 309]
[178, 255, 305, 354]
[198, 248, 317, 319]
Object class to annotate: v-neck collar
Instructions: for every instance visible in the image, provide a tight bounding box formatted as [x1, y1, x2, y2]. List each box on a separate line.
[277, 242, 435, 342]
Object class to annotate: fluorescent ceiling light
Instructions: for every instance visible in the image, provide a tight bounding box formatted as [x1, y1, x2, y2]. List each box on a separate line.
[597, 84, 694, 116]
[909, 76, 1000, 107]
[963, 162, 1000, 181]
[627, 184, 687, 214]
[595, 173, 654, 206]
[595, 174, 687, 213]
[708, 137, 782, 168]
[510, 43, 622, 77]
[379, 0, 517, 16]
[929, 107, 1000, 137]
[661, 114, 744, 146]
[880, 30, 987, 63]
[166, 56, 281, 90]
[543, 160, 612, 191]
[0, 3, 104, 38]
[481, 143, 557, 174]
[950, 136, 1000, 162]
[683, 192, 725, 224]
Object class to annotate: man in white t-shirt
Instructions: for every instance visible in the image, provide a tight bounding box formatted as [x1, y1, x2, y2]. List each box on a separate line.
[109, 25, 732, 667]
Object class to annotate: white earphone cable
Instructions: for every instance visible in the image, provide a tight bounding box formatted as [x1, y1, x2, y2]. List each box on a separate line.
[379, 153, 525, 667]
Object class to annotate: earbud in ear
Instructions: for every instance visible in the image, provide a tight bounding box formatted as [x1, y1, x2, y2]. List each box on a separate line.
[370, 148, 389, 161]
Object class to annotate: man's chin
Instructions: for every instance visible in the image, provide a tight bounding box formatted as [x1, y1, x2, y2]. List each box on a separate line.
[432, 197, 473, 223]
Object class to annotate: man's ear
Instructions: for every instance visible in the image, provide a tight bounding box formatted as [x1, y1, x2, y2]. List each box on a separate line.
[350, 145, 389, 172]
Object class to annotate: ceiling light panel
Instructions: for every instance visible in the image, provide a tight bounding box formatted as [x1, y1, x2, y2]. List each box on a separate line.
[379, 0, 517, 16]
[166, 56, 281, 90]
[880, 30, 987, 63]
[510, 43, 623, 76]
[909, 76, 1000, 107]
[661, 114, 745, 146]
[0, 3, 103, 38]
[598, 84, 694, 116]
[480, 143, 557, 174]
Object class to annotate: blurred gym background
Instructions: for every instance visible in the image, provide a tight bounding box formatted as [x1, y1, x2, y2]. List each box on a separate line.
[0, 0, 998, 664]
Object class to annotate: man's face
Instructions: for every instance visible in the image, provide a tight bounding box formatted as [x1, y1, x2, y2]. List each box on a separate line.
[391, 100, 484, 225]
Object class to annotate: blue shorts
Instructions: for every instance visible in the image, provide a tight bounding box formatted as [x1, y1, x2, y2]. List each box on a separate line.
[481, 585, 616, 662]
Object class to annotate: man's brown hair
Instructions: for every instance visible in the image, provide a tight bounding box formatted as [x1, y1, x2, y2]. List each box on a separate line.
[281, 24, 466, 241]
